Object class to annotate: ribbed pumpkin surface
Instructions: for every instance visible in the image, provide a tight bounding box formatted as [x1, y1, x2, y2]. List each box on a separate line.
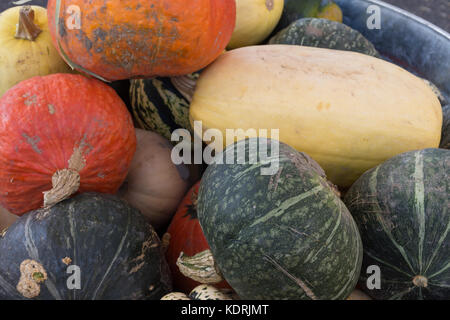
[269, 18, 379, 57]
[47, 0, 235, 81]
[0, 73, 136, 215]
[344, 148, 450, 300]
[0, 193, 172, 300]
[197, 138, 363, 299]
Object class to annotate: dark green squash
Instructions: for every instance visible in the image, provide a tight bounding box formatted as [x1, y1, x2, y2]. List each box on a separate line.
[344, 148, 450, 300]
[129, 72, 200, 142]
[0, 193, 172, 300]
[197, 138, 363, 300]
[269, 18, 380, 57]
[441, 105, 450, 149]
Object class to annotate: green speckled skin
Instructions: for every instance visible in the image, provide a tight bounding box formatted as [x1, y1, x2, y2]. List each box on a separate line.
[269, 18, 380, 57]
[344, 149, 450, 300]
[440, 105, 450, 150]
[197, 138, 362, 300]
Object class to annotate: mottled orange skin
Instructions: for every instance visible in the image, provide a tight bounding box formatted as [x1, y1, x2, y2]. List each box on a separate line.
[0, 74, 136, 215]
[47, 0, 236, 81]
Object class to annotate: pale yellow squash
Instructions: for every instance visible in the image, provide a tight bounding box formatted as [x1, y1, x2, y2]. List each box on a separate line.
[0, 6, 72, 97]
[189, 45, 442, 187]
[227, 0, 284, 50]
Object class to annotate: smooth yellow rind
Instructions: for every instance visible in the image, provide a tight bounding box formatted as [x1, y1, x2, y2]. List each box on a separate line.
[190, 45, 442, 187]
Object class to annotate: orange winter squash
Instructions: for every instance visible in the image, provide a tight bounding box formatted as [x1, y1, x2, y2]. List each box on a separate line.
[165, 181, 231, 293]
[0, 73, 136, 215]
[46, 0, 236, 81]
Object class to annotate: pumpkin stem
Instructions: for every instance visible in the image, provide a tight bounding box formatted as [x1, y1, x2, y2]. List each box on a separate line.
[43, 145, 86, 208]
[176, 249, 224, 284]
[170, 73, 200, 103]
[15, 6, 42, 41]
[16, 259, 47, 299]
[43, 169, 81, 208]
[412, 275, 428, 288]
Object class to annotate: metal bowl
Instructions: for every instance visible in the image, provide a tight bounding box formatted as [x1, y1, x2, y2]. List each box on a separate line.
[335, 0, 450, 101]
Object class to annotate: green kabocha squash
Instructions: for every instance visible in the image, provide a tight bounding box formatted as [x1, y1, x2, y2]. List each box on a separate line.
[344, 148, 450, 300]
[0, 193, 172, 300]
[130, 73, 200, 142]
[269, 18, 380, 57]
[197, 138, 363, 300]
[441, 105, 450, 149]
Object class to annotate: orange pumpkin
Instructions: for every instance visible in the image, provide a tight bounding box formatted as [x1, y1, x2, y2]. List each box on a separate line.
[0, 73, 136, 215]
[46, 0, 236, 81]
[165, 181, 231, 293]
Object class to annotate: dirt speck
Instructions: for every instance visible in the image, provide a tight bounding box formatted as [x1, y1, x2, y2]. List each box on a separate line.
[48, 104, 55, 114]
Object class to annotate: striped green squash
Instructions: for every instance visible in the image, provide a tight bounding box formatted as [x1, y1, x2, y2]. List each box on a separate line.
[197, 138, 363, 300]
[269, 18, 380, 57]
[344, 148, 450, 300]
[129, 73, 200, 142]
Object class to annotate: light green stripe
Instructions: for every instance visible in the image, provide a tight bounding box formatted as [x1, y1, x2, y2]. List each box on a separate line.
[365, 250, 413, 278]
[369, 167, 416, 274]
[249, 185, 323, 228]
[91, 212, 131, 299]
[414, 151, 426, 272]
[429, 282, 450, 288]
[305, 198, 342, 263]
[388, 286, 415, 300]
[428, 261, 450, 280]
[424, 206, 449, 275]
[24, 214, 63, 300]
[331, 208, 362, 300]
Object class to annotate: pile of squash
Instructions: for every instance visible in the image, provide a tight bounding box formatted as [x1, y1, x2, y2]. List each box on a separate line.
[0, 0, 448, 301]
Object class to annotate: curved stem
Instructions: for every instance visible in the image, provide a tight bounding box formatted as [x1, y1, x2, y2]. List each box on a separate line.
[15, 6, 42, 41]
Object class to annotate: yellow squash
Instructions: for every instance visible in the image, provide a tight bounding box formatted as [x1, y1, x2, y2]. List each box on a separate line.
[0, 5, 72, 97]
[189, 45, 442, 187]
[227, 0, 284, 50]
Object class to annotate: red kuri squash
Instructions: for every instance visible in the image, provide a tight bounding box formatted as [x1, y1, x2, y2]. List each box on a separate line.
[46, 0, 236, 81]
[0, 73, 136, 215]
[165, 181, 230, 293]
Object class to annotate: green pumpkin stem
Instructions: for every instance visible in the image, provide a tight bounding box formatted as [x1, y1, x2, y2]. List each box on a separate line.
[15, 6, 42, 41]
